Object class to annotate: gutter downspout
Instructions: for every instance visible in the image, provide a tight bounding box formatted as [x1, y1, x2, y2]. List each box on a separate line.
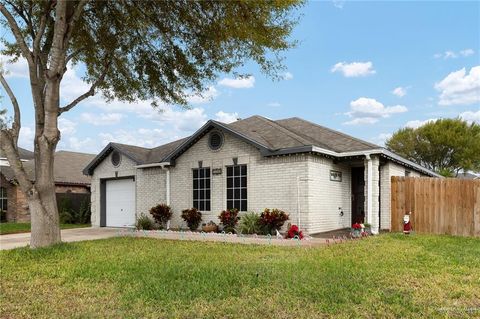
[365, 154, 373, 231]
[165, 167, 171, 230]
[166, 169, 170, 206]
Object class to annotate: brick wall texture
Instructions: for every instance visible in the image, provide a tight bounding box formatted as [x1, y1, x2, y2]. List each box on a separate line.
[90, 131, 427, 234]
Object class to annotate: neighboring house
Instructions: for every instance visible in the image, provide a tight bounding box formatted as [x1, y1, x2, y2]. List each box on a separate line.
[457, 172, 480, 180]
[0, 147, 34, 220]
[84, 116, 440, 234]
[0, 150, 95, 222]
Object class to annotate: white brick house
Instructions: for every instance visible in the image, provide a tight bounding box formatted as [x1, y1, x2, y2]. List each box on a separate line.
[84, 116, 439, 234]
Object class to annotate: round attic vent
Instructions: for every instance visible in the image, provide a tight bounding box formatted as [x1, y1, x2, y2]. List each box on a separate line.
[209, 131, 224, 150]
[111, 150, 121, 167]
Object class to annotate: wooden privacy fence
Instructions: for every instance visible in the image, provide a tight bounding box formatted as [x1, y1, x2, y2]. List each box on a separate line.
[391, 177, 480, 237]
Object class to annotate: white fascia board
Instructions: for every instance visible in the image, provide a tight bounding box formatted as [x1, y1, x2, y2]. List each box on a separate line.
[134, 162, 171, 169]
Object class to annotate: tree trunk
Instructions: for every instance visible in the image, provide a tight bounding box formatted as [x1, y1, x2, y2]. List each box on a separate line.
[28, 72, 62, 247]
[29, 185, 61, 248]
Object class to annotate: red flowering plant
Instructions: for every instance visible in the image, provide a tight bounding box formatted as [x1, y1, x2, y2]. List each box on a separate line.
[260, 208, 289, 235]
[352, 223, 362, 230]
[286, 224, 304, 240]
[181, 208, 202, 231]
[218, 208, 240, 233]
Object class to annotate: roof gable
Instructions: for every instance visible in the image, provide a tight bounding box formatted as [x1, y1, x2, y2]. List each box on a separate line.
[163, 119, 272, 163]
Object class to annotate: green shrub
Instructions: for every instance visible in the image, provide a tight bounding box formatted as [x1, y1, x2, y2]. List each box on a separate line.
[58, 196, 74, 224]
[149, 204, 172, 228]
[136, 213, 155, 230]
[58, 196, 91, 224]
[181, 208, 202, 231]
[239, 212, 261, 234]
[260, 208, 289, 235]
[0, 210, 6, 222]
[77, 198, 92, 224]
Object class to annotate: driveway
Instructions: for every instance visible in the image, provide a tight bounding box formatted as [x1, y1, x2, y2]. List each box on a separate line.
[0, 227, 119, 250]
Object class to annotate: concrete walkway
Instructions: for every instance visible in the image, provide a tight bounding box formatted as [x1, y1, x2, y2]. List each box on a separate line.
[0, 227, 119, 250]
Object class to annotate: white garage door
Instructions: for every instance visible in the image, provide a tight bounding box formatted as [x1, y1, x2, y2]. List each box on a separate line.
[106, 178, 136, 227]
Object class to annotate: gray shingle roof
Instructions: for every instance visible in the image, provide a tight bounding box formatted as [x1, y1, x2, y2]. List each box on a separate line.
[2, 151, 95, 185]
[0, 147, 34, 160]
[84, 115, 437, 177]
[85, 115, 384, 174]
[275, 117, 380, 152]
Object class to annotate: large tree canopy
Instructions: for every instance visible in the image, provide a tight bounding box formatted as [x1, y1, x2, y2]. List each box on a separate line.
[0, 0, 302, 247]
[386, 118, 480, 177]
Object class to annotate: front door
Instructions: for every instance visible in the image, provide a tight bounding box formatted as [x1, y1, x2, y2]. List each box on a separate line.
[351, 167, 365, 224]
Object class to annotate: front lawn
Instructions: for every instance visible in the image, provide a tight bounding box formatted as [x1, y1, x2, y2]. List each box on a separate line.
[0, 222, 91, 235]
[1, 234, 479, 318]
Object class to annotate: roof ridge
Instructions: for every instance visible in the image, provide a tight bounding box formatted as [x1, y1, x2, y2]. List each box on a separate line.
[111, 142, 153, 151]
[55, 150, 97, 156]
[253, 115, 313, 147]
[279, 117, 380, 149]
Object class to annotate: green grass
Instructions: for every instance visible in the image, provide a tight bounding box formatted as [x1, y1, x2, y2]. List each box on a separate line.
[0, 223, 91, 235]
[1, 234, 479, 318]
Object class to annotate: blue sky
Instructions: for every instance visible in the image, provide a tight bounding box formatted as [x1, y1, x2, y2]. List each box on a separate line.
[1, 0, 479, 153]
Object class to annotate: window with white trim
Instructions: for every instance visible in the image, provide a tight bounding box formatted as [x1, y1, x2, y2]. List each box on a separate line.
[226, 165, 247, 211]
[193, 168, 211, 211]
[0, 187, 7, 212]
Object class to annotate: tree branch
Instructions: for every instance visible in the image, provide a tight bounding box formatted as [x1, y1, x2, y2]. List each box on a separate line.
[64, 0, 88, 50]
[0, 131, 34, 195]
[0, 3, 34, 67]
[58, 60, 111, 114]
[0, 72, 21, 141]
[33, 2, 53, 59]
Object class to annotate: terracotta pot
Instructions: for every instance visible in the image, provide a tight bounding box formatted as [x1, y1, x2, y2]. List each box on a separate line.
[202, 225, 218, 233]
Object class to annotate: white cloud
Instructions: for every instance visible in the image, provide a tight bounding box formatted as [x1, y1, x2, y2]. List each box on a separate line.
[81, 113, 124, 126]
[332, 0, 345, 9]
[371, 133, 392, 146]
[66, 137, 97, 153]
[268, 102, 281, 107]
[58, 118, 77, 136]
[18, 126, 34, 150]
[392, 86, 407, 98]
[0, 54, 29, 78]
[186, 86, 219, 104]
[214, 111, 238, 124]
[434, 49, 475, 59]
[99, 128, 170, 149]
[344, 97, 408, 125]
[435, 66, 480, 106]
[405, 118, 437, 129]
[460, 110, 480, 123]
[460, 49, 475, 57]
[344, 117, 379, 125]
[282, 72, 293, 80]
[218, 76, 255, 89]
[141, 105, 208, 133]
[331, 61, 376, 77]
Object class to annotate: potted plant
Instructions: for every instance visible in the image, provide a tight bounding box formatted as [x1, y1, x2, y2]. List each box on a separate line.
[181, 208, 202, 231]
[149, 203, 172, 229]
[202, 221, 218, 233]
[351, 223, 362, 238]
[259, 208, 289, 235]
[218, 208, 240, 233]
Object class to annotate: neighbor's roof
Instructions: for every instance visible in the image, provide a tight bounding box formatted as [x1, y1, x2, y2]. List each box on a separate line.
[84, 115, 440, 177]
[2, 151, 95, 185]
[0, 147, 34, 160]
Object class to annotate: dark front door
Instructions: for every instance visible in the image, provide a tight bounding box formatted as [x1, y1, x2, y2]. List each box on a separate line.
[351, 167, 365, 224]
